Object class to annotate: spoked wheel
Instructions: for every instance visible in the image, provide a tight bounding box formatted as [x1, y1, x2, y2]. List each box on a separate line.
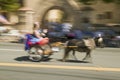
[40, 44, 53, 58]
[28, 46, 43, 62]
[28, 44, 53, 62]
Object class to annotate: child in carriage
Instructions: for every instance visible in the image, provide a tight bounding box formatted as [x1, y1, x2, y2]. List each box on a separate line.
[24, 23, 49, 51]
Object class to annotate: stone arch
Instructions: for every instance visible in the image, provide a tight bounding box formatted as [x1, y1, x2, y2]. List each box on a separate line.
[40, 6, 73, 28]
[32, 0, 79, 28]
[21, 0, 81, 30]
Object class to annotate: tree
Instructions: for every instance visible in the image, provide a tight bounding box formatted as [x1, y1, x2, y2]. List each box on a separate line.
[78, 0, 120, 5]
[0, 0, 20, 12]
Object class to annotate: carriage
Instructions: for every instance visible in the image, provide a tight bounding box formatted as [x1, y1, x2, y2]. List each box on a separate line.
[24, 34, 64, 62]
[24, 32, 96, 62]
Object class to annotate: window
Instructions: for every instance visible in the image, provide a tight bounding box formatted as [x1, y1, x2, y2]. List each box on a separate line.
[97, 14, 105, 20]
[97, 12, 113, 20]
[105, 12, 113, 19]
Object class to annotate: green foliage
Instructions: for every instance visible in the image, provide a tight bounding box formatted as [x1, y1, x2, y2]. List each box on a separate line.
[0, 0, 20, 12]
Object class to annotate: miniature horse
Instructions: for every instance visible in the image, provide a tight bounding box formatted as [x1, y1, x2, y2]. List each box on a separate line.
[62, 38, 96, 62]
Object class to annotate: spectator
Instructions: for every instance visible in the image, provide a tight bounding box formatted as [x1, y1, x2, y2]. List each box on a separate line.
[61, 21, 72, 34]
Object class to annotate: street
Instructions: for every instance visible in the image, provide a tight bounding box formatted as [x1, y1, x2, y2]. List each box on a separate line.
[0, 42, 120, 80]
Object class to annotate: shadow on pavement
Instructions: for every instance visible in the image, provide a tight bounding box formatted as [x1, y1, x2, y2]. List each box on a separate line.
[14, 56, 29, 62]
[14, 56, 90, 63]
[14, 56, 53, 62]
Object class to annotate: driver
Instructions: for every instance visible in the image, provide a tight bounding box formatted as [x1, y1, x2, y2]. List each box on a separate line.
[29, 23, 49, 45]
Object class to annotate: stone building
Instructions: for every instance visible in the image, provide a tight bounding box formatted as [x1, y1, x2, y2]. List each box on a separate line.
[9, 0, 120, 31]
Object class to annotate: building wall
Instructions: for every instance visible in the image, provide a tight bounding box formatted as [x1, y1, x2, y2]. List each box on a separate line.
[92, 1, 120, 24]
[16, 0, 120, 30]
[26, 0, 120, 23]
[23, 0, 80, 28]
[79, 1, 120, 24]
[26, 0, 72, 19]
[9, 12, 19, 24]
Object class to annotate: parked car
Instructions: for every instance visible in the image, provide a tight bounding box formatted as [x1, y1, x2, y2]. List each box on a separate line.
[93, 28, 120, 47]
[106, 23, 120, 35]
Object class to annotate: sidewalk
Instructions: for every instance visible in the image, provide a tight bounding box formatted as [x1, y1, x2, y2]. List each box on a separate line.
[0, 42, 24, 47]
[0, 35, 21, 43]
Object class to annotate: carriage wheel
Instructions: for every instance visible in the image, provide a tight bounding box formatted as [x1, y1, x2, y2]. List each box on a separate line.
[40, 44, 53, 58]
[28, 46, 43, 62]
[28, 44, 53, 62]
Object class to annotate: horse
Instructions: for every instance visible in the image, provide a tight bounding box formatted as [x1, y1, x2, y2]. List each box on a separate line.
[46, 30, 96, 62]
[62, 37, 96, 62]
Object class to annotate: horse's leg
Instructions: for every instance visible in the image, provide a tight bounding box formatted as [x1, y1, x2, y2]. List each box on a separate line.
[62, 48, 72, 62]
[82, 49, 92, 63]
[72, 50, 78, 61]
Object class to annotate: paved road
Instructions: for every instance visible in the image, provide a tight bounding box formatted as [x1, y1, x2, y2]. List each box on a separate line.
[0, 42, 120, 80]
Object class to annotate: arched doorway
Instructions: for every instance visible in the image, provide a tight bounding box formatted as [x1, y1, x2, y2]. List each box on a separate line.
[45, 9, 64, 23]
[41, 6, 69, 28]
